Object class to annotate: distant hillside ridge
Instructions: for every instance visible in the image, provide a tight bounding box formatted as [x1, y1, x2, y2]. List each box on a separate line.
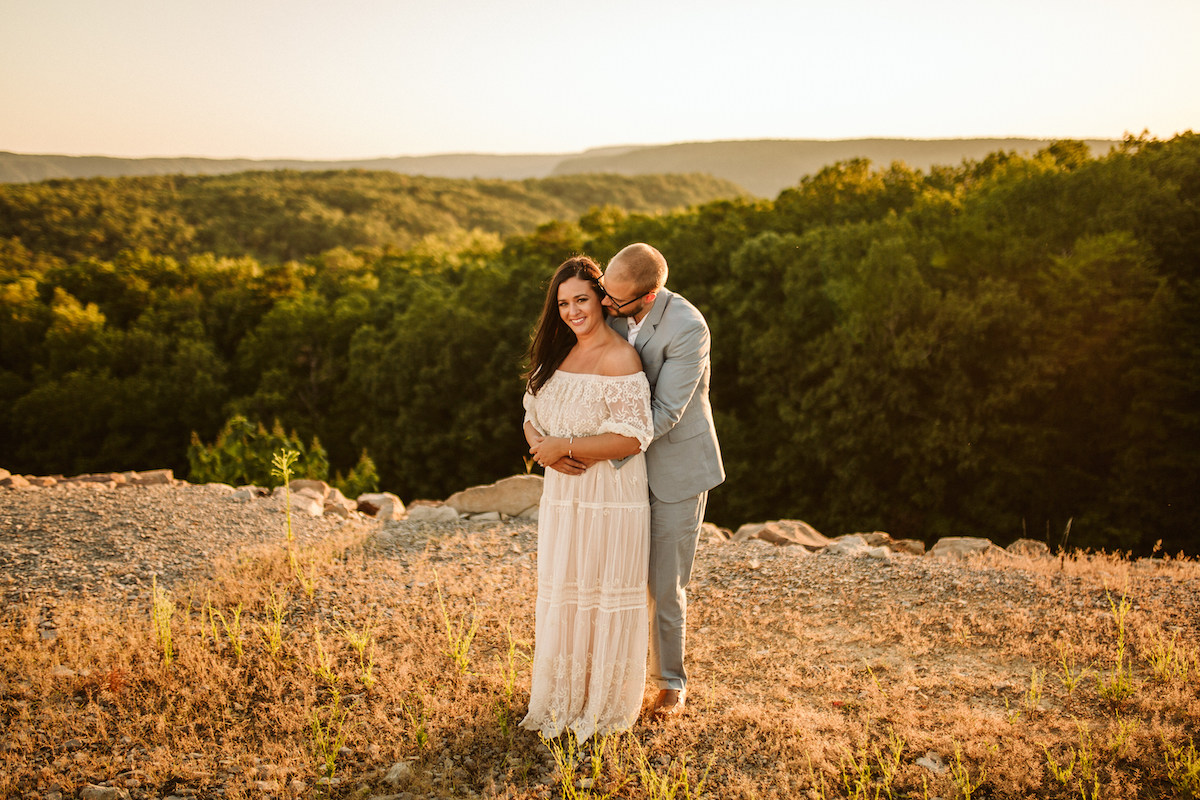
[1, 138, 1119, 196]
[0, 151, 570, 184]
[550, 138, 1122, 197]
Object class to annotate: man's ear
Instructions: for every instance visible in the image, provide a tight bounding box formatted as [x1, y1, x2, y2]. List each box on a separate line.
[645, 292, 657, 303]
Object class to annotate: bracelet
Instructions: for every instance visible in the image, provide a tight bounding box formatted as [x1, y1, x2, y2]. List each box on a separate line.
[569, 436, 573, 459]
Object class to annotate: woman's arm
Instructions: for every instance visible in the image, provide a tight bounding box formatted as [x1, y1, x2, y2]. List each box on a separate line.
[524, 420, 543, 448]
[529, 432, 639, 467]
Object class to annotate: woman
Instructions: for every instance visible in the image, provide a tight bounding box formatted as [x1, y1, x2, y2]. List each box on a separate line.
[518, 255, 653, 742]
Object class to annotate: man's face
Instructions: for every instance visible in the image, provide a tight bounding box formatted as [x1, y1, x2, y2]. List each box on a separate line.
[600, 269, 649, 319]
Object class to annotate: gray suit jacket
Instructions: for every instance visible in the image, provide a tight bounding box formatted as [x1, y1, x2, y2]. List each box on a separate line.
[610, 288, 725, 503]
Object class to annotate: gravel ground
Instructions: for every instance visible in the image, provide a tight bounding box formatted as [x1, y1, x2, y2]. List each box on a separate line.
[3, 480, 1199, 631]
[0, 481, 371, 606]
[4, 480, 1200, 800]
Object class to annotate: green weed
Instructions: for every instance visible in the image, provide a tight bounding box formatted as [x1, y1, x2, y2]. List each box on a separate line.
[402, 691, 430, 750]
[499, 618, 527, 703]
[271, 448, 300, 544]
[336, 618, 375, 688]
[149, 576, 175, 667]
[290, 548, 318, 599]
[212, 603, 245, 663]
[1044, 725, 1101, 799]
[311, 625, 337, 684]
[1096, 589, 1136, 704]
[1025, 666, 1045, 713]
[311, 693, 352, 786]
[949, 743, 985, 800]
[632, 738, 710, 800]
[839, 727, 904, 799]
[1163, 737, 1200, 795]
[1057, 642, 1089, 694]
[543, 731, 586, 800]
[257, 590, 288, 659]
[1143, 626, 1192, 683]
[434, 571, 478, 675]
[1106, 712, 1138, 759]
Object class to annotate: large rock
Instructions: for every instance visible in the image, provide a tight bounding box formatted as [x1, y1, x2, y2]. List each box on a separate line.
[292, 493, 324, 517]
[406, 504, 460, 523]
[130, 469, 173, 486]
[445, 474, 543, 516]
[323, 487, 357, 517]
[0, 468, 10, 481]
[65, 472, 124, 485]
[890, 538, 926, 556]
[928, 536, 1009, 560]
[79, 786, 125, 800]
[1, 474, 31, 489]
[295, 487, 325, 504]
[324, 501, 355, 518]
[730, 519, 832, 548]
[326, 486, 352, 508]
[64, 480, 111, 490]
[1007, 538, 1051, 558]
[357, 492, 406, 520]
[230, 485, 267, 501]
[289, 479, 330, 499]
[824, 534, 869, 556]
[384, 760, 413, 786]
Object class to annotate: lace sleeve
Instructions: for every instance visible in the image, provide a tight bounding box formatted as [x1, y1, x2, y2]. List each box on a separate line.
[523, 390, 541, 433]
[597, 373, 653, 452]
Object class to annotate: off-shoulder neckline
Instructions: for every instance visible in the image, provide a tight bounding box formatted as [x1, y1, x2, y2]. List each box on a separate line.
[553, 370, 645, 380]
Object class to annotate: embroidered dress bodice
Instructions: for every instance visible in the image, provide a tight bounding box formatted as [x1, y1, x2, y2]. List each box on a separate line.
[523, 370, 653, 451]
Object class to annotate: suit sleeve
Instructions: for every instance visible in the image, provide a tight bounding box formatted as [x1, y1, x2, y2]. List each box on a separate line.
[649, 317, 709, 442]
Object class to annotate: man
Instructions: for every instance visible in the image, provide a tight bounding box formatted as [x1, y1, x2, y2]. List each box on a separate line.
[556, 242, 725, 717]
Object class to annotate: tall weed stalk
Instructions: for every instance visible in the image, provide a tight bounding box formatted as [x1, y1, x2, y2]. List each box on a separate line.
[434, 571, 478, 675]
[150, 576, 175, 667]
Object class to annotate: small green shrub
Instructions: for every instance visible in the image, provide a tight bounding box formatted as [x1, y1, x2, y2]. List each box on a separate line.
[333, 449, 380, 498]
[187, 414, 335, 487]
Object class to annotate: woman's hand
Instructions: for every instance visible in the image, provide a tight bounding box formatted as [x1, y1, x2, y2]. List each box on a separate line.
[529, 436, 570, 468]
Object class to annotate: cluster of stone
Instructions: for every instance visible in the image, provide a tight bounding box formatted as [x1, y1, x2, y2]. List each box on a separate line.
[3, 466, 1056, 559]
[0, 467, 176, 490]
[703, 518, 1051, 560]
[223, 473, 544, 524]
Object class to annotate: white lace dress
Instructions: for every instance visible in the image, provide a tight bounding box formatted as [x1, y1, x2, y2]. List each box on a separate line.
[519, 370, 653, 742]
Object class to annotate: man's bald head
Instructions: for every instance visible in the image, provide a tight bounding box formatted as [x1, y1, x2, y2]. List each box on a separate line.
[607, 243, 668, 293]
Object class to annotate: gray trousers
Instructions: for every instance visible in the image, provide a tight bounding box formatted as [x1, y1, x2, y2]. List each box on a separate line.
[647, 489, 708, 691]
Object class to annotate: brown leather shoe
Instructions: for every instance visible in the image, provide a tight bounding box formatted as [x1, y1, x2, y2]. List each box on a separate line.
[652, 688, 686, 717]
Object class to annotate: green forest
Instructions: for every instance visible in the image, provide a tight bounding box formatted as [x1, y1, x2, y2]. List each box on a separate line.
[2, 138, 1197, 555]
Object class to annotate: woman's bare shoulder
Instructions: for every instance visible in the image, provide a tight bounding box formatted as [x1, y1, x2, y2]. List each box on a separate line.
[597, 338, 644, 377]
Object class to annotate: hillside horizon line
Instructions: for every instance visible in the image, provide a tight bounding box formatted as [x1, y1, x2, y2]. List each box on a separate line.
[1, 136, 1123, 197]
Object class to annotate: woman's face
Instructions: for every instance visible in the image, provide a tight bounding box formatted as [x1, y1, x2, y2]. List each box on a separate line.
[557, 276, 604, 337]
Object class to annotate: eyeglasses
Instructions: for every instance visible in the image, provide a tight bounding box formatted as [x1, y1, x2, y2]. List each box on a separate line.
[599, 284, 646, 313]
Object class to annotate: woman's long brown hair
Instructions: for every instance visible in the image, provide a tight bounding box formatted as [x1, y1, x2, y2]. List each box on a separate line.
[525, 255, 605, 395]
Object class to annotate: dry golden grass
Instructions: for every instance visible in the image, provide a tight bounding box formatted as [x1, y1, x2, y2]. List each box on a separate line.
[2, 522, 1199, 799]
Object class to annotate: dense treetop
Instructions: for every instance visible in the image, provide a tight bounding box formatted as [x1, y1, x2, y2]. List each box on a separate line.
[2, 134, 1197, 554]
[0, 170, 747, 263]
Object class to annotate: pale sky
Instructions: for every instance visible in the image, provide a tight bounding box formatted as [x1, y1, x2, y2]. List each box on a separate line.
[2, 0, 1197, 159]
